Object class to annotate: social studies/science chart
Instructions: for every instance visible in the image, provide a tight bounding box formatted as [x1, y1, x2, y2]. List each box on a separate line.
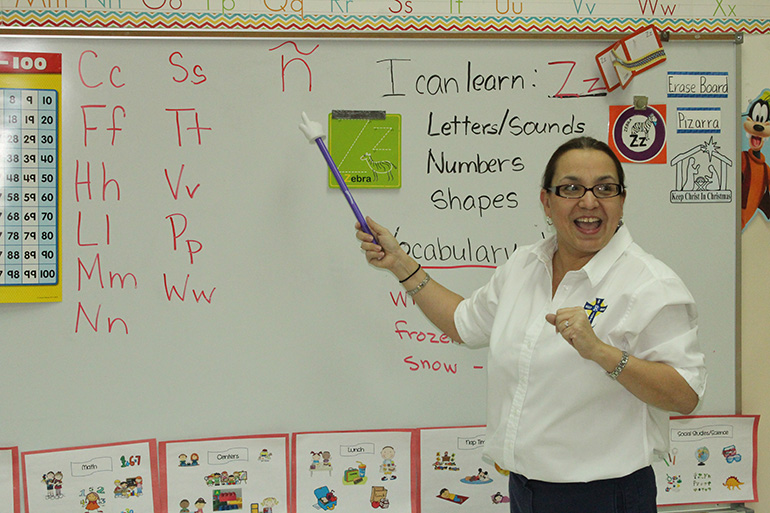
[159, 433, 289, 513]
[652, 415, 759, 506]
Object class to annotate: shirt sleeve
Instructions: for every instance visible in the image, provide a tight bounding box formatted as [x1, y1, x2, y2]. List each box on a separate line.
[454, 261, 510, 349]
[620, 276, 708, 400]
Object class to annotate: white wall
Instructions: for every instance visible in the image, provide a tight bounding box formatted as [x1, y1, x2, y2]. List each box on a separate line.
[740, 33, 770, 512]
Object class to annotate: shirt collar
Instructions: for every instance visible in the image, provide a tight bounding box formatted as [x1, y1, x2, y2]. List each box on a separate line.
[530, 223, 634, 287]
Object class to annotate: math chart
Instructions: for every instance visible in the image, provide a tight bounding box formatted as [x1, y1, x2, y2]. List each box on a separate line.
[21, 439, 159, 513]
[0, 51, 62, 303]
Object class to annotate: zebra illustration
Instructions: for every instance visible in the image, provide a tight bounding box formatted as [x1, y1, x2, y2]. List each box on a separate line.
[360, 152, 396, 182]
[629, 114, 657, 139]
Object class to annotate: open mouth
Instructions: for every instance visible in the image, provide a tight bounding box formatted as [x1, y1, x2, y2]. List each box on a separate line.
[751, 135, 764, 150]
[574, 217, 602, 233]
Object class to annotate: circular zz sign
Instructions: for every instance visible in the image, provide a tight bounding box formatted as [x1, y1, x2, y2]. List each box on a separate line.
[609, 104, 667, 164]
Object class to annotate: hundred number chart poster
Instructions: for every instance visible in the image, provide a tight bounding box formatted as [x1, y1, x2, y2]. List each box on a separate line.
[0, 51, 62, 303]
[21, 439, 160, 513]
[292, 429, 417, 513]
[159, 433, 290, 513]
[0, 446, 20, 513]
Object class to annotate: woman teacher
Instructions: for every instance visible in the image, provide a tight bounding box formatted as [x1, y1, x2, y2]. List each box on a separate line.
[355, 136, 706, 513]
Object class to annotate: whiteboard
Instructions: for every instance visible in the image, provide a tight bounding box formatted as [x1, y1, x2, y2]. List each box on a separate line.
[0, 36, 737, 455]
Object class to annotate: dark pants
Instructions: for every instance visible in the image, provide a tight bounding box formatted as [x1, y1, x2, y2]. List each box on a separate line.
[508, 466, 657, 513]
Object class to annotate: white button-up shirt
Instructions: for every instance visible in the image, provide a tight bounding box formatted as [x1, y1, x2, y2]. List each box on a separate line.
[455, 225, 707, 483]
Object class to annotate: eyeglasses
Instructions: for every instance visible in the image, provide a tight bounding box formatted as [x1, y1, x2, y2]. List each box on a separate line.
[548, 183, 624, 199]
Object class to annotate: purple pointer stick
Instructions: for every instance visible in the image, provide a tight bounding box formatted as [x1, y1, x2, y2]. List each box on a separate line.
[299, 111, 378, 244]
[314, 139, 378, 244]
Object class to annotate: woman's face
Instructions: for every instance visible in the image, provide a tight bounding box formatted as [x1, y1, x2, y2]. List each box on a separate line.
[540, 148, 625, 262]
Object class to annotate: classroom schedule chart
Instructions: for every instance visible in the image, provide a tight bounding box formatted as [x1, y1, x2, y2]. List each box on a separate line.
[0, 87, 58, 287]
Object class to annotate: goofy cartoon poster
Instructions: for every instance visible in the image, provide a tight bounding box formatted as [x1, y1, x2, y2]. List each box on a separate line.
[742, 89, 770, 229]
